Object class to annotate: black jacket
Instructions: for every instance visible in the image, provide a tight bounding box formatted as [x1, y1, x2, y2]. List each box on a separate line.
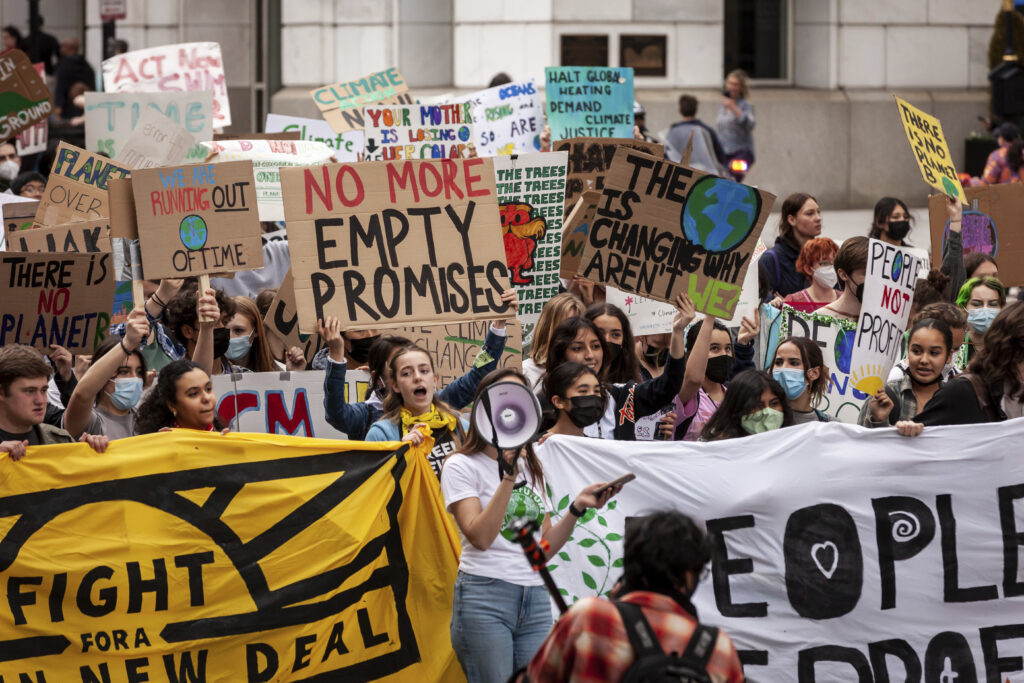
[758, 234, 808, 300]
[604, 354, 685, 440]
[914, 376, 1006, 426]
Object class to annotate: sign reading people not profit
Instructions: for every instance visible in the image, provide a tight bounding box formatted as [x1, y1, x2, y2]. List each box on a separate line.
[362, 103, 474, 161]
[0, 49, 53, 140]
[280, 158, 514, 333]
[578, 148, 774, 319]
[894, 96, 967, 205]
[35, 142, 131, 226]
[311, 67, 413, 134]
[849, 238, 926, 396]
[545, 66, 634, 141]
[0, 251, 115, 352]
[131, 160, 263, 279]
[102, 42, 231, 128]
[553, 137, 663, 219]
[492, 152, 568, 346]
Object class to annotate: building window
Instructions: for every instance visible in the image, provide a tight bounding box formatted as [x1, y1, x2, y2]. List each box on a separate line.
[620, 35, 667, 77]
[560, 35, 609, 67]
[724, 0, 788, 80]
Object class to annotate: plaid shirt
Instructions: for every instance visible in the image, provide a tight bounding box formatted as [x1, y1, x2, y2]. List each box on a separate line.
[526, 591, 744, 683]
[982, 146, 1009, 184]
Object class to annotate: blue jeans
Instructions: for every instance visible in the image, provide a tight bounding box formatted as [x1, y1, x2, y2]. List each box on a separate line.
[450, 571, 553, 683]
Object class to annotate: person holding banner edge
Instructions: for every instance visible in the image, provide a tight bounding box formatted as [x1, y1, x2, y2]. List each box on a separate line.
[135, 360, 224, 434]
[441, 368, 621, 683]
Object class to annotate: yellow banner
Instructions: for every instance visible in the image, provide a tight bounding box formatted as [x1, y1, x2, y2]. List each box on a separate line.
[0, 430, 464, 682]
[894, 96, 968, 205]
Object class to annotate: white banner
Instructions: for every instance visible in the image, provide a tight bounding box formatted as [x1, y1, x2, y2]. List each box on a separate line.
[212, 369, 370, 438]
[538, 419, 1024, 682]
[84, 91, 213, 161]
[851, 239, 927, 396]
[264, 113, 361, 161]
[102, 42, 230, 128]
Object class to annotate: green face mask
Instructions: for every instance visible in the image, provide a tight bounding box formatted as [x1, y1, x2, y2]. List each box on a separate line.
[740, 407, 784, 435]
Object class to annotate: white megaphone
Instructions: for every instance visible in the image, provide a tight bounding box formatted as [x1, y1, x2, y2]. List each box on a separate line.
[471, 381, 543, 450]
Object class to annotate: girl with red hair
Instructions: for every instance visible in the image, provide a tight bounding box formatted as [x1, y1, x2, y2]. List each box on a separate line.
[783, 237, 839, 312]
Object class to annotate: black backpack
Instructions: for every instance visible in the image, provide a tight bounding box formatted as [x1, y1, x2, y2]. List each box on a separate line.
[614, 601, 718, 683]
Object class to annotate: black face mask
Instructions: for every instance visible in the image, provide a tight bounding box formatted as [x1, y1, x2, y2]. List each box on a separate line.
[887, 220, 910, 241]
[348, 335, 379, 364]
[705, 355, 734, 384]
[213, 328, 230, 359]
[605, 341, 622, 365]
[854, 281, 865, 303]
[566, 394, 604, 428]
[642, 345, 668, 369]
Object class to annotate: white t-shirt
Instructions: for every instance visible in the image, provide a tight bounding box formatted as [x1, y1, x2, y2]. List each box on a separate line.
[441, 452, 549, 586]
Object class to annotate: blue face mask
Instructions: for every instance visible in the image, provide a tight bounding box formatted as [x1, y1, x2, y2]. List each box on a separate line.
[225, 334, 253, 361]
[967, 307, 999, 335]
[773, 368, 807, 400]
[109, 377, 143, 410]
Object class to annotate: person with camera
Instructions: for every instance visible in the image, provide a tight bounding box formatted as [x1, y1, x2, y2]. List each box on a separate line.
[523, 511, 745, 682]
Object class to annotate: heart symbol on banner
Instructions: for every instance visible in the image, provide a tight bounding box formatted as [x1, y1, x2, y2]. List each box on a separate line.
[811, 541, 838, 579]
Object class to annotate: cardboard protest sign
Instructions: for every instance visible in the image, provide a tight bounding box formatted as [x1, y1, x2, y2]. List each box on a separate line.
[280, 158, 513, 332]
[0, 431, 463, 682]
[5, 220, 111, 254]
[545, 66, 634, 141]
[542, 419, 1024, 679]
[559, 190, 604, 280]
[760, 303, 867, 422]
[262, 269, 327, 365]
[35, 142, 131, 226]
[606, 286, 676, 335]
[2, 199, 38, 234]
[492, 153, 568, 346]
[203, 139, 336, 221]
[115, 105, 196, 169]
[14, 61, 47, 155]
[85, 91, 213, 161]
[928, 184, 1024, 287]
[131, 161, 263, 279]
[849, 239, 926, 395]
[0, 251, 115, 352]
[894, 96, 967, 205]
[459, 79, 544, 156]
[578, 148, 774, 318]
[102, 42, 231, 128]
[310, 67, 413, 134]
[362, 103, 474, 161]
[0, 49, 53, 140]
[265, 113, 362, 161]
[399, 320, 524, 388]
[554, 137, 663, 219]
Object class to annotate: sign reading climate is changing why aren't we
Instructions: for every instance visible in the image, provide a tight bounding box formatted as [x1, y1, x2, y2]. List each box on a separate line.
[280, 158, 514, 333]
[84, 91, 214, 162]
[545, 66, 634, 141]
[578, 148, 775, 319]
[311, 67, 413, 134]
[362, 103, 474, 161]
[849, 239, 927, 396]
[492, 152, 568, 347]
[102, 42, 231, 128]
[0, 49, 53, 140]
[131, 161, 263, 279]
[35, 142, 131, 227]
[0, 251, 115, 352]
[0, 431, 465, 681]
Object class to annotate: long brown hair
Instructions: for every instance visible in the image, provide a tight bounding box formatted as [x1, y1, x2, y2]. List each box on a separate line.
[970, 301, 1024, 401]
[231, 296, 277, 372]
[530, 292, 584, 366]
[585, 302, 641, 383]
[771, 336, 829, 407]
[778, 193, 816, 242]
[380, 345, 464, 441]
[456, 368, 545, 493]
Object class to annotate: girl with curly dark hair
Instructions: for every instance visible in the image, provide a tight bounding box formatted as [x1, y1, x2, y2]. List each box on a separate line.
[135, 360, 222, 434]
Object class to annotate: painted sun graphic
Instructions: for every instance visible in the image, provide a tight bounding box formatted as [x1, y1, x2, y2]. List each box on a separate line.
[851, 364, 886, 396]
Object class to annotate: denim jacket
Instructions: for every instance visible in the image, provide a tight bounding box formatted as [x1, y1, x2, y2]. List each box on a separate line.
[323, 325, 508, 440]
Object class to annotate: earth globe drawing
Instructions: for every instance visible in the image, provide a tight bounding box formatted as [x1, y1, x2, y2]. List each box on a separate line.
[835, 327, 856, 374]
[179, 215, 208, 251]
[681, 176, 761, 252]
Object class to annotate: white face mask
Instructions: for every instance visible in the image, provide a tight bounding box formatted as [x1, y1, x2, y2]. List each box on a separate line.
[813, 265, 837, 289]
[0, 159, 19, 183]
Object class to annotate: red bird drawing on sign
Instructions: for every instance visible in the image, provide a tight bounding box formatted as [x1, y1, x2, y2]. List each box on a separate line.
[499, 202, 547, 285]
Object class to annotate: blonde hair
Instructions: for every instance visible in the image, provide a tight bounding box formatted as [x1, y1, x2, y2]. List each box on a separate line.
[530, 292, 584, 366]
[726, 69, 750, 100]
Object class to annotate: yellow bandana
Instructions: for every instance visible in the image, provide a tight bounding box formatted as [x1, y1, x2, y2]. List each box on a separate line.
[400, 404, 459, 435]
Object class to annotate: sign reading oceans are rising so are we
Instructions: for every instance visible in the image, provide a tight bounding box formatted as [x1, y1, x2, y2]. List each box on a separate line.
[545, 66, 634, 141]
